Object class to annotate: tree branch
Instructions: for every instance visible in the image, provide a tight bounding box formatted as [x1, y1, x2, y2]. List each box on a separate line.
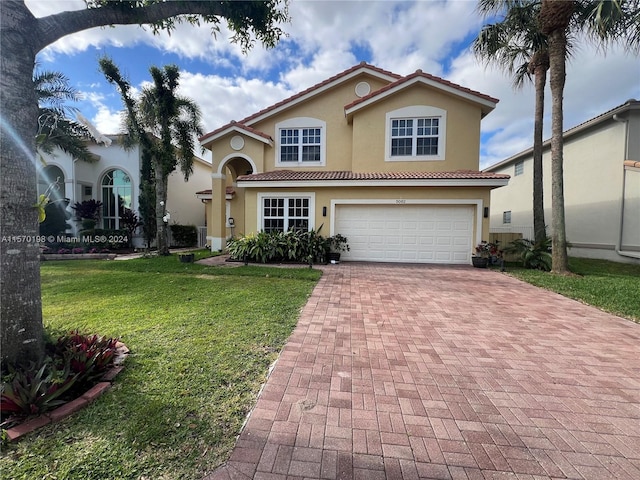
[34, 1, 227, 53]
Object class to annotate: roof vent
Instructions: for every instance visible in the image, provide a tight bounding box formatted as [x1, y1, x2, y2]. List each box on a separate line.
[355, 81, 371, 98]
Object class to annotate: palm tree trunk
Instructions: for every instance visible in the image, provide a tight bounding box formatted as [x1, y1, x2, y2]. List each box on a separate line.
[547, 27, 570, 274]
[532, 59, 548, 245]
[1, 3, 45, 365]
[154, 161, 170, 255]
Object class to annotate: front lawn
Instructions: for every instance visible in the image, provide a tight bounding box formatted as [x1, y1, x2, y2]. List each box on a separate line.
[1, 253, 321, 479]
[506, 257, 640, 322]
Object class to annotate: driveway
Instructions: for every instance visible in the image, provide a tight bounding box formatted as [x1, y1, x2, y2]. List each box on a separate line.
[205, 263, 640, 480]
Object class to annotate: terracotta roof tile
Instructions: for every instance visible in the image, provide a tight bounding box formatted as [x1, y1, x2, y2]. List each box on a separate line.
[345, 69, 499, 111]
[196, 189, 211, 195]
[624, 160, 640, 168]
[200, 120, 272, 143]
[237, 62, 401, 126]
[237, 170, 509, 182]
[195, 187, 235, 195]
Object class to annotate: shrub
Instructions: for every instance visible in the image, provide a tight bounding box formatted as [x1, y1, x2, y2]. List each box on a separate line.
[71, 199, 102, 221]
[504, 237, 552, 271]
[226, 229, 347, 265]
[1, 331, 119, 422]
[170, 224, 198, 247]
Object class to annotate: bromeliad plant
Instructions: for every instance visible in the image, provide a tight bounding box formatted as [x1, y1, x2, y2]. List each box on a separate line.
[1, 330, 119, 425]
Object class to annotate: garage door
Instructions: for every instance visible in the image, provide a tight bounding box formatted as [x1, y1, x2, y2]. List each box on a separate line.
[335, 204, 474, 264]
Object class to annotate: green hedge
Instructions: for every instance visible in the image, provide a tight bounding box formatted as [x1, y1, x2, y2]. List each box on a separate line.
[170, 224, 198, 247]
[227, 229, 330, 264]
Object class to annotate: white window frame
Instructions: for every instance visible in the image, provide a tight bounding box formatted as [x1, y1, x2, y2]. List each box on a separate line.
[385, 106, 446, 162]
[514, 160, 524, 176]
[257, 192, 316, 232]
[275, 117, 326, 167]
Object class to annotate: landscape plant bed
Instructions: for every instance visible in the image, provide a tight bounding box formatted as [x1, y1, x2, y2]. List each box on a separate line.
[2, 342, 129, 441]
[0, 254, 321, 479]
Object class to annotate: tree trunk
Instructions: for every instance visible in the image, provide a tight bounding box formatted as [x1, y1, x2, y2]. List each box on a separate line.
[547, 28, 570, 274]
[532, 56, 548, 245]
[1, 3, 45, 366]
[154, 161, 170, 255]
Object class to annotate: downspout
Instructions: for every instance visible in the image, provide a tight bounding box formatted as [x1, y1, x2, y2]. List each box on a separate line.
[612, 113, 640, 259]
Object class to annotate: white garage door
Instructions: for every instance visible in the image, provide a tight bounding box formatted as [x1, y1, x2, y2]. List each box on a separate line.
[335, 204, 474, 264]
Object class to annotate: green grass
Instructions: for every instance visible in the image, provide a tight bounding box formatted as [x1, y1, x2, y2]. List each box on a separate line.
[505, 257, 640, 322]
[1, 253, 321, 480]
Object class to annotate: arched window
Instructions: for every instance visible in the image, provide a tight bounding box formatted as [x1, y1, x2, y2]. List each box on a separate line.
[102, 169, 132, 229]
[38, 165, 65, 201]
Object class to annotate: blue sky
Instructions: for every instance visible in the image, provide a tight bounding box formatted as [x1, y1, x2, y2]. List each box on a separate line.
[28, 0, 640, 168]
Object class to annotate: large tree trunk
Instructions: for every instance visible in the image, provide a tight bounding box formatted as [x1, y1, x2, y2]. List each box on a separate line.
[541, 0, 573, 274]
[531, 54, 548, 245]
[1, 3, 45, 366]
[155, 162, 170, 255]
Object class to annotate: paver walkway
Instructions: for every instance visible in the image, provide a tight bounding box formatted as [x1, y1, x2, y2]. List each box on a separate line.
[204, 263, 640, 480]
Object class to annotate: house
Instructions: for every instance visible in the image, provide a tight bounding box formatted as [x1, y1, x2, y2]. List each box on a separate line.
[199, 62, 509, 264]
[37, 135, 211, 247]
[485, 99, 640, 264]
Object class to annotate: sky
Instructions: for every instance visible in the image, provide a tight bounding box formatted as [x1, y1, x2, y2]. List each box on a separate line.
[27, 0, 640, 169]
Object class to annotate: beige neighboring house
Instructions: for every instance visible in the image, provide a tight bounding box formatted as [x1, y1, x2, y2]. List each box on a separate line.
[38, 135, 211, 247]
[485, 99, 640, 264]
[199, 62, 509, 264]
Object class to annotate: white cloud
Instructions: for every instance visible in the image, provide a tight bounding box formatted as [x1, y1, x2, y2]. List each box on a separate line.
[28, 0, 640, 172]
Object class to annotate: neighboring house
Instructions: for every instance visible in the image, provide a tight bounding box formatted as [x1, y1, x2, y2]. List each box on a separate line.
[37, 135, 211, 247]
[199, 62, 509, 264]
[485, 99, 640, 264]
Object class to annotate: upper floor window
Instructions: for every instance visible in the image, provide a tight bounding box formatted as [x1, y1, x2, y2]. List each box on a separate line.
[385, 106, 446, 161]
[514, 160, 524, 176]
[503, 211, 512, 224]
[276, 117, 326, 166]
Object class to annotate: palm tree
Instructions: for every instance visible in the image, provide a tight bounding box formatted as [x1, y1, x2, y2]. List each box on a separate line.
[99, 58, 203, 256]
[538, 0, 640, 274]
[1, 1, 287, 367]
[34, 70, 94, 164]
[474, 0, 550, 244]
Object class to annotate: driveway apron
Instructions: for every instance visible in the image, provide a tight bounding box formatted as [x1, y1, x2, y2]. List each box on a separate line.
[205, 263, 640, 480]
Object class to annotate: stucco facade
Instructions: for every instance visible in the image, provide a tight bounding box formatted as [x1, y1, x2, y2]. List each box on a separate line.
[200, 63, 508, 264]
[485, 99, 640, 264]
[38, 136, 210, 247]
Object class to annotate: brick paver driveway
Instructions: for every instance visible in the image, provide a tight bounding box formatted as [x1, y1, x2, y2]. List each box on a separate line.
[206, 263, 640, 480]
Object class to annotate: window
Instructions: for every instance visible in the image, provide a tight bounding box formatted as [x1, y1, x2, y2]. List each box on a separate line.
[514, 160, 524, 176]
[276, 118, 326, 166]
[503, 211, 512, 224]
[390, 118, 439, 156]
[385, 106, 446, 161]
[102, 169, 132, 230]
[280, 128, 321, 163]
[262, 196, 311, 232]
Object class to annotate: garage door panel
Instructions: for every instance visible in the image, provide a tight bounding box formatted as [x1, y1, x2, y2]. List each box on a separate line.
[336, 204, 473, 264]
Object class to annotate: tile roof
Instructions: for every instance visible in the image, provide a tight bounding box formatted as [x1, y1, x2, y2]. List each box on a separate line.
[624, 160, 640, 168]
[195, 187, 235, 195]
[237, 62, 402, 126]
[200, 120, 272, 144]
[237, 170, 509, 182]
[345, 69, 499, 111]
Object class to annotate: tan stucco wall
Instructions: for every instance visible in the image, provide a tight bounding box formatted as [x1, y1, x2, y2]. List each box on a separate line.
[248, 75, 391, 172]
[351, 85, 482, 172]
[489, 118, 639, 262]
[239, 186, 491, 244]
[166, 158, 210, 226]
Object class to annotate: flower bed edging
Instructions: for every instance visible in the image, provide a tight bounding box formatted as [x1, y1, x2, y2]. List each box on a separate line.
[4, 342, 129, 442]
